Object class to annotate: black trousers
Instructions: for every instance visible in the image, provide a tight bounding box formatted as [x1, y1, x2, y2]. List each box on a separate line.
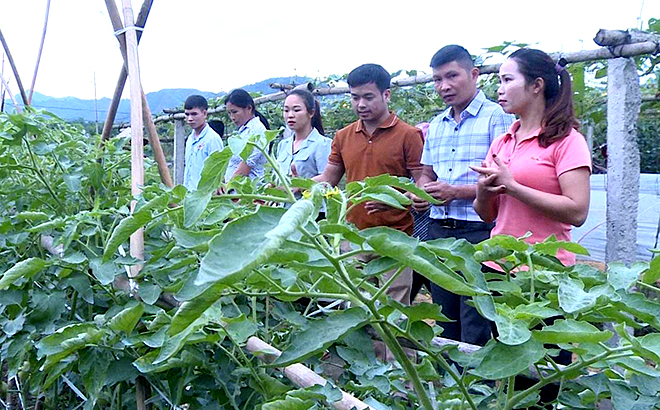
[428, 219, 495, 346]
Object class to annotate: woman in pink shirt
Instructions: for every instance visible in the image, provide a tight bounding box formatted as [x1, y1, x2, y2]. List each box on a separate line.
[472, 48, 591, 267]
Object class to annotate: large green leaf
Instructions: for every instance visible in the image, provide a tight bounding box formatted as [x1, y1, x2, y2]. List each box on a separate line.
[225, 315, 259, 344]
[36, 323, 103, 371]
[107, 302, 144, 334]
[577, 373, 609, 398]
[362, 174, 438, 204]
[470, 339, 546, 380]
[423, 238, 496, 321]
[494, 314, 532, 346]
[351, 192, 407, 210]
[607, 262, 647, 291]
[362, 228, 480, 296]
[153, 317, 208, 365]
[0, 257, 47, 289]
[614, 291, 660, 329]
[103, 194, 169, 261]
[637, 333, 660, 363]
[399, 302, 451, 323]
[183, 190, 213, 228]
[196, 148, 233, 193]
[133, 350, 203, 373]
[169, 282, 224, 335]
[641, 255, 660, 284]
[262, 396, 315, 410]
[272, 307, 370, 367]
[172, 226, 220, 251]
[89, 258, 122, 285]
[533, 236, 589, 257]
[532, 319, 612, 344]
[102, 211, 152, 261]
[558, 276, 597, 314]
[318, 222, 365, 245]
[196, 202, 313, 287]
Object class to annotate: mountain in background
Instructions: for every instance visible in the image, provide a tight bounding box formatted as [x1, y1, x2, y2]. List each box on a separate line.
[2, 76, 311, 123]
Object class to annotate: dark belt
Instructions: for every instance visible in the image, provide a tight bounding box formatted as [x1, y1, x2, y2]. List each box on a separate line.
[432, 218, 490, 230]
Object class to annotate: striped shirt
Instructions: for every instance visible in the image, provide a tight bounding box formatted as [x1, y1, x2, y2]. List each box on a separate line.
[421, 90, 515, 222]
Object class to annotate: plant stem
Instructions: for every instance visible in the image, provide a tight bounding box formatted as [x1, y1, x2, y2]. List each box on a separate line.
[525, 253, 535, 303]
[373, 322, 434, 410]
[505, 375, 515, 409]
[69, 290, 78, 321]
[370, 265, 405, 303]
[389, 324, 479, 410]
[248, 141, 296, 203]
[636, 280, 660, 293]
[23, 136, 64, 211]
[503, 345, 634, 410]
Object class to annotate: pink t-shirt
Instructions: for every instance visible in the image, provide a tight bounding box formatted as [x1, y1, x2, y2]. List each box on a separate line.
[485, 121, 592, 267]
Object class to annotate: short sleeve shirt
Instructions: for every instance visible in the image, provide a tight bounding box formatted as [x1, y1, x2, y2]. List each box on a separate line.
[276, 128, 332, 179]
[421, 90, 515, 221]
[224, 116, 268, 182]
[183, 124, 224, 191]
[486, 122, 592, 266]
[328, 112, 424, 234]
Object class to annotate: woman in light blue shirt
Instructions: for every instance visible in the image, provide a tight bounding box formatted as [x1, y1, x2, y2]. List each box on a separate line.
[276, 89, 331, 183]
[224, 89, 270, 182]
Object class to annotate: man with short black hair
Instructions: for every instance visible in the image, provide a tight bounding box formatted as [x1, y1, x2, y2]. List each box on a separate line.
[314, 63, 424, 305]
[183, 95, 224, 191]
[412, 45, 515, 345]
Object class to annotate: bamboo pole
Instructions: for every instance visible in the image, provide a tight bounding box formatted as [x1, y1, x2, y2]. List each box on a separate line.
[120, 0, 145, 278]
[100, 0, 153, 142]
[146, 40, 660, 124]
[246, 337, 374, 410]
[0, 28, 28, 107]
[0, 71, 21, 113]
[27, 0, 51, 105]
[104, 0, 173, 187]
[120, 1, 147, 408]
[0, 53, 5, 112]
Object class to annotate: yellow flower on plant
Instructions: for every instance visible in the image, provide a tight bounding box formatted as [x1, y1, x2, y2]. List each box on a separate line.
[323, 186, 341, 199]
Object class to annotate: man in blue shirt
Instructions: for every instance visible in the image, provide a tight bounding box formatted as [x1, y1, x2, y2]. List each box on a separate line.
[183, 95, 224, 191]
[412, 45, 515, 345]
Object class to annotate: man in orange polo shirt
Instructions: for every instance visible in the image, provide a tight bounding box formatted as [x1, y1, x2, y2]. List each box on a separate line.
[313, 63, 424, 305]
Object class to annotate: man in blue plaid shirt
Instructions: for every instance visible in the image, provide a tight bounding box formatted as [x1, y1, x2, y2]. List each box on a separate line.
[412, 45, 514, 346]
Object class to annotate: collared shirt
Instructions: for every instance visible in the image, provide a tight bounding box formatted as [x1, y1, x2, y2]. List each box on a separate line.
[224, 116, 267, 182]
[421, 90, 515, 222]
[276, 127, 332, 180]
[183, 124, 224, 191]
[328, 112, 424, 234]
[486, 121, 592, 267]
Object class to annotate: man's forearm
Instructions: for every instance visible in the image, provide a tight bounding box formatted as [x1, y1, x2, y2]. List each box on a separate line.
[452, 184, 477, 200]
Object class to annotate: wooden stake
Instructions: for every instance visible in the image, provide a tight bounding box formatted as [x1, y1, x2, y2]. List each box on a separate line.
[104, 0, 172, 187]
[0, 28, 28, 107]
[120, 0, 145, 280]
[27, 0, 51, 105]
[100, 0, 153, 142]
[246, 337, 374, 410]
[0, 70, 21, 113]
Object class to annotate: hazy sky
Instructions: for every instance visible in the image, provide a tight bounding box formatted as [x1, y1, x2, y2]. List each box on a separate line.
[1, 0, 658, 100]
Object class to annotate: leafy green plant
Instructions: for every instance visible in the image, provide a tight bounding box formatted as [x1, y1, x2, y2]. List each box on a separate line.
[2, 101, 660, 408]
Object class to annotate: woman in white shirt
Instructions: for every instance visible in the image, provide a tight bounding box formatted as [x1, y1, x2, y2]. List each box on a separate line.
[276, 89, 331, 183]
[224, 89, 270, 182]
